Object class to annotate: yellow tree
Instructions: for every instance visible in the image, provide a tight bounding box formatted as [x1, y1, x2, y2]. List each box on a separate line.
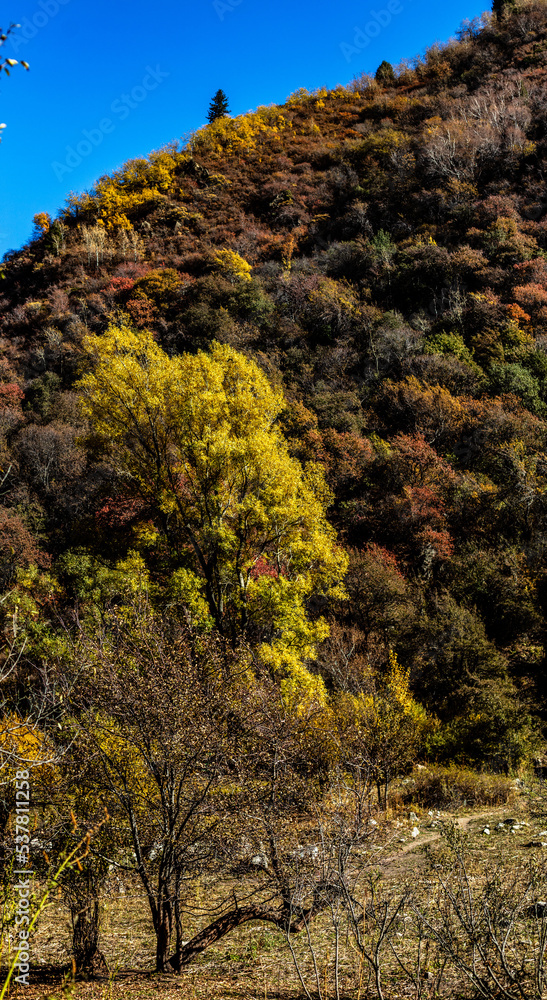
[77, 325, 347, 701]
[337, 651, 434, 808]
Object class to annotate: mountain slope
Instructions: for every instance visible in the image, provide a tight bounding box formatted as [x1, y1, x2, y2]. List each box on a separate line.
[3, 3, 547, 765]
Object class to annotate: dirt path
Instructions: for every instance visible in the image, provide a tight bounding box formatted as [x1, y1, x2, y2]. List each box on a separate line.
[379, 808, 509, 878]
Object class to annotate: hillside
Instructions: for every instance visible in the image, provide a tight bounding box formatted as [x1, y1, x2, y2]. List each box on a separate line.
[3, 3, 547, 769]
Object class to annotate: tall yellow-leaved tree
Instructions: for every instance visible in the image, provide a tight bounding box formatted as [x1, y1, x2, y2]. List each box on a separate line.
[77, 325, 347, 704]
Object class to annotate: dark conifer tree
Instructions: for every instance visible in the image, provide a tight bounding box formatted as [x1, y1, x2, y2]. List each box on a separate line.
[375, 60, 395, 85]
[492, 0, 516, 20]
[206, 89, 230, 123]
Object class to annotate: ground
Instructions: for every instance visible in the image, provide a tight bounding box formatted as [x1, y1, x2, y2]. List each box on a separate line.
[3, 775, 546, 999]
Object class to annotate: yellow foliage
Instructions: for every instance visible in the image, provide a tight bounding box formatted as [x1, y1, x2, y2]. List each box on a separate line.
[211, 248, 252, 282]
[92, 178, 163, 230]
[77, 327, 348, 703]
[32, 212, 51, 234]
[356, 128, 411, 160]
[94, 717, 157, 813]
[0, 715, 49, 772]
[192, 107, 289, 158]
[336, 649, 435, 800]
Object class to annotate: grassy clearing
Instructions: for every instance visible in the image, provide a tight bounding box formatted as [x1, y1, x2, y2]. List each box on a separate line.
[5, 774, 547, 999]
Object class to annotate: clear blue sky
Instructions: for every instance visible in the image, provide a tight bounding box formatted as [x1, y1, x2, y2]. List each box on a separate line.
[0, 0, 488, 258]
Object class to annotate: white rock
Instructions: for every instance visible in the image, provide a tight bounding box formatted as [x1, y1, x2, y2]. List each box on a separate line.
[483, 828, 491, 835]
[369, 818, 378, 826]
[411, 827, 420, 838]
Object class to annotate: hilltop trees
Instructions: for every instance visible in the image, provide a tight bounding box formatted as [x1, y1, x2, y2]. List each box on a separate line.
[492, 0, 517, 20]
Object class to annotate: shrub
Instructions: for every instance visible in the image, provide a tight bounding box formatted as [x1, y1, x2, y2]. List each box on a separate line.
[402, 764, 516, 808]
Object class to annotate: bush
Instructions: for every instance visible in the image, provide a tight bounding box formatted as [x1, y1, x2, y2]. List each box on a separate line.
[401, 764, 516, 808]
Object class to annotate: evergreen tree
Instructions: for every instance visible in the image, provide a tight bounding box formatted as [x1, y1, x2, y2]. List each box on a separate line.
[375, 60, 395, 85]
[206, 89, 230, 123]
[492, 0, 517, 20]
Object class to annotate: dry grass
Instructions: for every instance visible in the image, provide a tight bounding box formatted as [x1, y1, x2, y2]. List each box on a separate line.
[5, 782, 547, 999]
[398, 764, 517, 810]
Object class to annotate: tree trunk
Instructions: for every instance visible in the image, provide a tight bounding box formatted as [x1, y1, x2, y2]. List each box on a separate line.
[71, 894, 109, 978]
[155, 898, 174, 972]
[168, 901, 329, 971]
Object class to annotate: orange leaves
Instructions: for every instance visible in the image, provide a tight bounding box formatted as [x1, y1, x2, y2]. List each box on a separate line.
[506, 301, 531, 324]
[376, 377, 466, 448]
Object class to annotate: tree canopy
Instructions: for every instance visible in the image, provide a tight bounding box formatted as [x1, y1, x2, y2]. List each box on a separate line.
[77, 326, 347, 702]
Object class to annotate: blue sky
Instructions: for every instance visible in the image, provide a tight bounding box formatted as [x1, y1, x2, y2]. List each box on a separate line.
[0, 0, 488, 259]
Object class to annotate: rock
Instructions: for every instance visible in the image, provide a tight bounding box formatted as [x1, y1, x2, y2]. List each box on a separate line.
[410, 811, 419, 823]
[523, 840, 547, 848]
[178, 156, 211, 186]
[482, 828, 491, 835]
[411, 827, 420, 838]
[369, 818, 378, 826]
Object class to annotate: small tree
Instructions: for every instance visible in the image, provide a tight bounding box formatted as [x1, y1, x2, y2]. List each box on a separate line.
[492, 0, 517, 20]
[206, 89, 230, 123]
[375, 60, 395, 85]
[63, 608, 253, 972]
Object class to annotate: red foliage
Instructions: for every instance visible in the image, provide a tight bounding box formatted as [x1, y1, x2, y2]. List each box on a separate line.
[0, 509, 50, 582]
[250, 556, 282, 580]
[391, 432, 457, 489]
[513, 283, 547, 310]
[95, 496, 147, 528]
[105, 276, 136, 297]
[126, 298, 157, 327]
[0, 383, 24, 410]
